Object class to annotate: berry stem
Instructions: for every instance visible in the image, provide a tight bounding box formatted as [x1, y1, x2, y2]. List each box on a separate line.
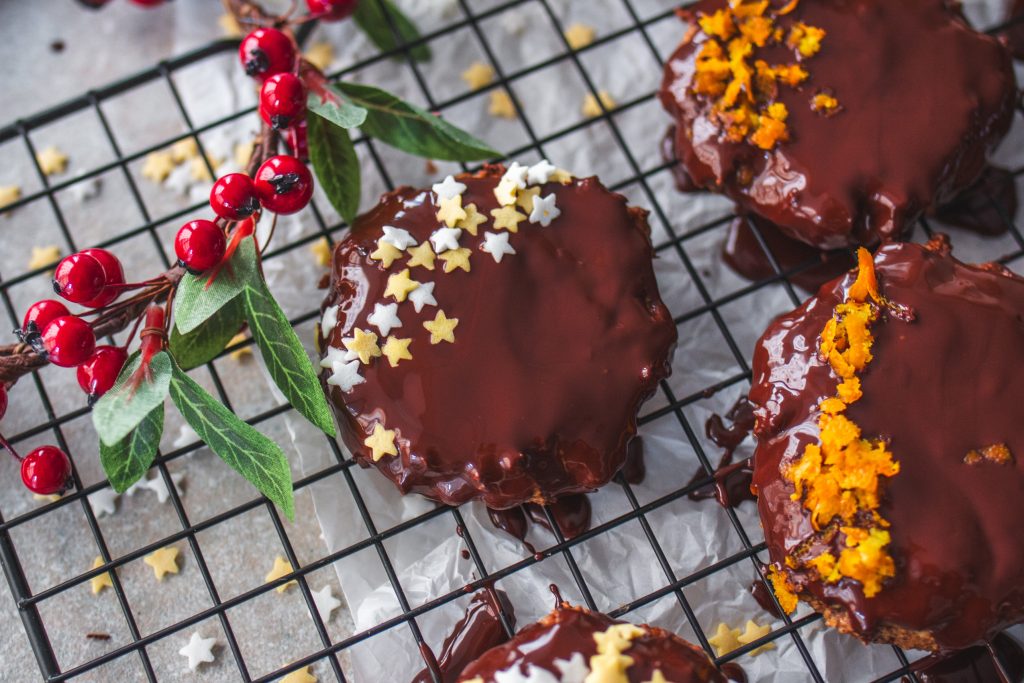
[0, 432, 22, 462]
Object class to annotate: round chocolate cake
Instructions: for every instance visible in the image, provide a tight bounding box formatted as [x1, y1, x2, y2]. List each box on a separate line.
[457, 605, 725, 683]
[318, 163, 676, 509]
[659, 0, 1017, 250]
[749, 238, 1024, 650]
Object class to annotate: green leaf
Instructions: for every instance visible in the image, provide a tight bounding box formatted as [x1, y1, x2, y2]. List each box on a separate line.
[242, 282, 336, 437]
[168, 359, 294, 519]
[92, 351, 172, 447]
[307, 86, 368, 129]
[334, 81, 500, 161]
[174, 238, 259, 335]
[353, 0, 431, 62]
[100, 405, 164, 493]
[169, 297, 246, 370]
[307, 113, 362, 224]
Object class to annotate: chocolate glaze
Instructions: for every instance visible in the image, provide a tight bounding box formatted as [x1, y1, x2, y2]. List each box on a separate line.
[413, 589, 515, 683]
[907, 633, 1024, 683]
[749, 240, 1024, 650]
[749, 579, 785, 620]
[456, 605, 727, 682]
[1004, 0, 1024, 59]
[933, 165, 1018, 236]
[621, 436, 646, 485]
[320, 166, 677, 509]
[659, 0, 1017, 250]
[487, 494, 593, 549]
[687, 397, 757, 508]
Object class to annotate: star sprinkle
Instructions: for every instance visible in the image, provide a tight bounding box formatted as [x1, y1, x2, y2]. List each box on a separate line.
[381, 337, 413, 367]
[310, 237, 332, 267]
[170, 137, 198, 163]
[304, 41, 335, 71]
[228, 332, 253, 361]
[179, 632, 217, 671]
[367, 302, 402, 336]
[327, 359, 365, 392]
[90, 556, 113, 595]
[144, 471, 185, 504]
[490, 205, 527, 233]
[430, 226, 463, 253]
[384, 269, 420, 303]
[550, 168, 574, 184]
[265, 555, 298, 592]
[423, 310, 459, 344]
[406, 242, 436, 271]
[69, 175, 102, 203]
[527, 159, 557, 185]
[516, 186, 541, 214]
[234, 140, 255, 169]
[502, 162, 530, 189]
[456, 203, 488, 235]
[342, 328, 382, 364]
[436, 194, 468, 228]
[312, 584, 341, 622]
[564, 23, 597, 50]
[281, 667, 317, 683]
[481, 231, 516, 263]
[440, 247, 472, 273]
[737, 619, 776, 656]
[218, 12, 242, 37]
[707, 622, 742, 657]
[461, 62, 495, 90]
[381, 226, 418, 250]
[33, 493, 62, 503]
[28, 245, 62, 272]
[190, 155, 222, 182]
[0, 185, 21, 211]
[144, 546, 180, 581]
[409, 281, 437, 313]
[644, 671, 670, 683]
[142, 151, 175, 183]
[553, 652, 590, 682]
[530, 193, 561, 227]
[494, 178, 518, 206]
[88, 489, 118, 517]
[582, 90, 617, 118]
[432, 175, 467, 201]
[364, 423, 398, 461]
[489, 89, 517, 119]
[36, 146, 69, 176]
[370, 241, 404, 268]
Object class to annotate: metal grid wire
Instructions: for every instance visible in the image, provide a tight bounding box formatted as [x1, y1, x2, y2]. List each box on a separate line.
[0, 1, 1022, 681]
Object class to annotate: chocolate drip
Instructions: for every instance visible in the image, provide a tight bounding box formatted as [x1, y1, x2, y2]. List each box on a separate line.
[906, 634, 1024, 683]
[933, 165, 1017, 236]
[749, 579, 785, 620]
[720, 663, 748, 683]
[487, 494, 593, 550]
[687, 397, 757, 508]
[1003, 0, 1024, 59]
[621, 437, 647, 485]
[661, 125, 700, 192]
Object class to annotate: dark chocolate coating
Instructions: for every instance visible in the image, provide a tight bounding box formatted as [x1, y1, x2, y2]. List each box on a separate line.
[457, 606, 725, 683]
[659, 0, 1017, 250]
[320, 167, 677, 509]
[749, 240, 1024, 650]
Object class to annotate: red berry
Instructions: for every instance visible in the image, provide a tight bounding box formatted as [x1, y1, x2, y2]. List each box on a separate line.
[239, 28, 296, 81]
[53, 252, 106, 304]
[284, 119, 309, 162]
[306, 0, 358, 21]
[79, 248, 125, 309]
[21, 446, 72, 495]
[0, 385, 7, 421]
[22, 300, 70, 336]
[175, 220, 227, 272]
[41, 316, 96, 368]
[259, 73, 307, 130]
[77, 346, 128, 401]
[210, 173, 259, 220]
[254, 155, 314, 215]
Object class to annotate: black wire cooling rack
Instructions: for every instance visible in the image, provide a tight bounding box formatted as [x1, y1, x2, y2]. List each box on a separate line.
[1, 1, 1023, 681]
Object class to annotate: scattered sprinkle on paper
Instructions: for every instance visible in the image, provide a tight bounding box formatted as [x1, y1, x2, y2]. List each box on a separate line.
[564, 23, 596, 50]
[310, 237, 332, 267]
[461, 62, 495, 90]
[265, 555, 299, 593]
[281, 666, 318, 683]
[179, 632, 217, 671]
[144, 546, 180, 581]
[170, 137, 199, 164]
[582, 90, 616, 118]
[218, 13, 242, 37]
[234, 140, 255, 169]
[737, 619, 775, 656]
[304, 42, 335, 71]
[228, 333, 253, 361]
[0, 185, 21, 212]
[36, 146, 69, 176]
[489, 90, 517, 119]
[28, 245, 63, 272]
[90, 556, 113, 595]
[142, 151, 176, 183]
[87, 488, 118, 517]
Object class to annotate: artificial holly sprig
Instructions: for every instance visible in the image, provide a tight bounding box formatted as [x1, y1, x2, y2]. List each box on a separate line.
[0, 0, 497, 518]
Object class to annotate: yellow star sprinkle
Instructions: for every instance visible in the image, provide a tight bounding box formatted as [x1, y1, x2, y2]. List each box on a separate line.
[90, 556, 113, 595]
[281, 667, 317, 683]
[310, 237, 332, 267]
[582, 90, 616, 118]
[228, 333, 252, 361]
[644, 672, 670, 683]
[456, 203, 488, 236]
[494, 178, 518, 206]
[384, 268, 420, 303]
[343, 328, 381, 364]
[737, 619, 775, 656]
[234, 140, 255, 169]
[170, 137, 198, 163]
[516, 186, 541, 214]
[406, 242, 436, 271]
[461, 62, 495, 90]
[28, 245, 62, 272]
[142, 151, 175, 183]
[36, 146, 68, 176]
[0, 185, 21, 211]
[490, 205, 527, 233]
[144, 546, 180, 581]
[423, 310, 459, 344]
[439, 247, 471, 273]
[489, 89, 517, 119]
[436, 194, 468, 228]
[218, 13, 242, 37]
[381, 337, 413, 367]
[707, 622, 742, 657]
[370, 241, 403, 268]
[550, 168, 573, 184]
[265, 555, 298, 593]
[304, 42, 335, 71]
[190, 155, 222, 182]
[364, 423, 398, 462]
[32, 493, 62, 503]
[564, 23, 596, 50]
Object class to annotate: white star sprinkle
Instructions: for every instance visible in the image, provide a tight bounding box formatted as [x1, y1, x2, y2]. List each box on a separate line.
[527, 159, 557, 186]
[124, 480, 147, 497]
[554, 652, 590, 683]
[88, 489, 118, 517]
[321, 304, 339, 338]
[327, 359, 365, 392]
[431, 175, 467, 201]
[494, 665, 559, 683]
[145, 472, 185, 504]
[501, 162, 529, 189]
[408, 281, 437, 313]
[179, 632, 217, 671]
[381, 226, 418, 250]
[430, 227, 462, 254]
[320, 346, 348, 369]
[481, 231, 516, 263]
[530, 193, 561, 227]
[367, 302, 402, 337]
[312, 584, 342, 623]
[69, 175, 103, 203]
